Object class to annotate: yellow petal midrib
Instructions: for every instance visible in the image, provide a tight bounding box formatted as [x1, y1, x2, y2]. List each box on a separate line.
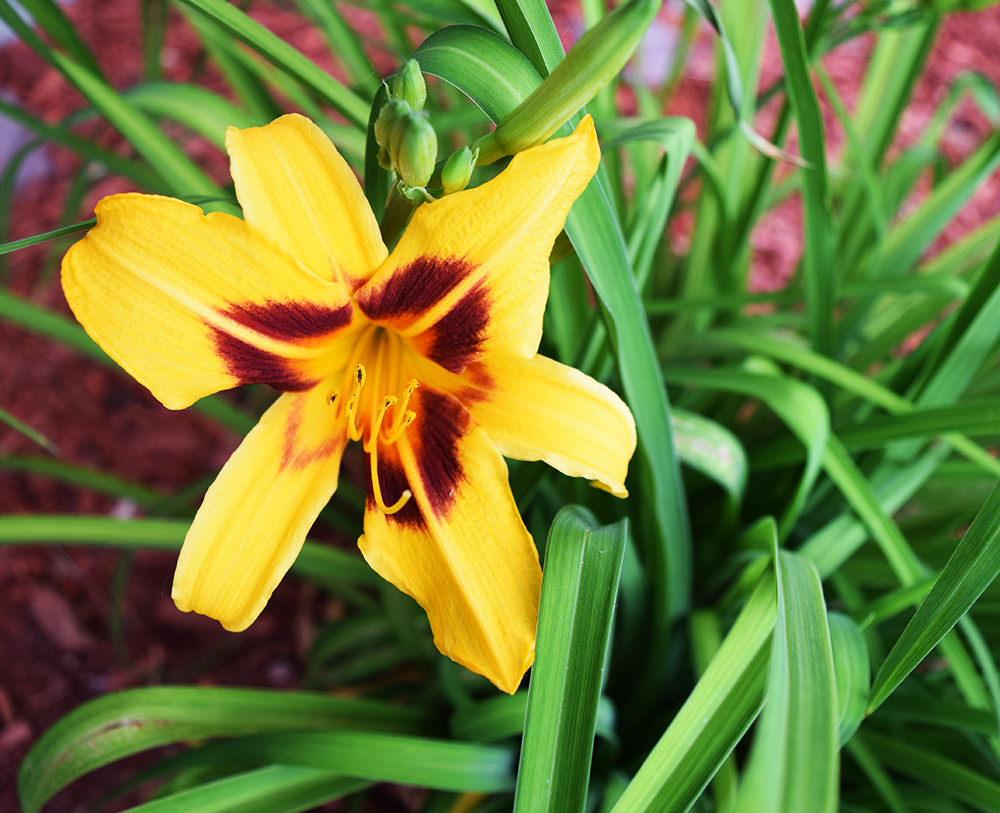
[393, 428, 514, 683]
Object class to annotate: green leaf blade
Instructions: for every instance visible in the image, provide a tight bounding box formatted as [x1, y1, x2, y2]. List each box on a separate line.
[869, 480, 1000, 712]
[612, 573, 776, 813]
[18, 687, 432, 813]
[513, 506, 627, 813]
[735, 550, 838, 813]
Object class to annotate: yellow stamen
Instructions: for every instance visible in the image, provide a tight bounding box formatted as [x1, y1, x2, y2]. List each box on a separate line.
[383, 410, 416, 446]
[364, 396, 397, 453]
[368, 436, 412, 514]
[386, 379, 419, 437]
[345, 364, 366, 442]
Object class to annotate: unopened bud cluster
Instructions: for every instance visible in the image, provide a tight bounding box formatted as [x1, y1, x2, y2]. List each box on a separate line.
[375, 61, 437, 195]
[376, 60, 479, 199]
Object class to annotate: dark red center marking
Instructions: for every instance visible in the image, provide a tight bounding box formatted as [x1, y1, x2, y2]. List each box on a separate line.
[210, 331, 313, 391]
[219, 299, 352, 340]
[420, 281, 490, 373]
[206, 298, 352, 391]
[358, 256, 491, 374]
[365, 387, 470, 530]
[357, 256, 473, 321]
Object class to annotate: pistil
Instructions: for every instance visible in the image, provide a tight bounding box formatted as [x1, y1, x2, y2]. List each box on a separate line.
[335, 329, 421, 516]
[366, 395, 412, 515]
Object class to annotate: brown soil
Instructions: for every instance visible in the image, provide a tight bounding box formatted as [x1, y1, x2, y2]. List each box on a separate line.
[2, 2, 1000, 811]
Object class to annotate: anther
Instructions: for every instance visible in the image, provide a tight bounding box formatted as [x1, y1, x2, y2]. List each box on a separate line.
[387, 379, 419, 438]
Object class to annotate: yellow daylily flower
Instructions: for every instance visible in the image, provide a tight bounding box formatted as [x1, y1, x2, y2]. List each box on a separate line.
[62, 113, 636, 693]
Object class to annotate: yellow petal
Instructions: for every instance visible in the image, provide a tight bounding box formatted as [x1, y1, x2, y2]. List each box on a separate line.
[62, 193, 356, 409]
[173, 385, 346, 631]
[458, 353, 635, 497]
[357, 386, 541, 693]
[355, 116, 600, 369]
[227, 114, 388, 292]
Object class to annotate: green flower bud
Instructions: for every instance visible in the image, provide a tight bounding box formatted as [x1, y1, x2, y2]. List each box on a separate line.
[471, 0, 658, 164]
[392, 112, 437, 189]
[441, 146, 478, 195]
[392, 60, 427, 111]
[374, 98, 410, 149]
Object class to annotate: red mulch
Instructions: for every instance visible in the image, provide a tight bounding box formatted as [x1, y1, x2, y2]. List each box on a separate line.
[2, 2, 1000, 811]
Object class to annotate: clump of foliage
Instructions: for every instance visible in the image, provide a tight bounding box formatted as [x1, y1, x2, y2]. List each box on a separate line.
[3, 0, 1000, 811]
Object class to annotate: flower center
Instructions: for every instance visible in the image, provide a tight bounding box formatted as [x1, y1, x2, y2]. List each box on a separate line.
[329, 326, 419, 515]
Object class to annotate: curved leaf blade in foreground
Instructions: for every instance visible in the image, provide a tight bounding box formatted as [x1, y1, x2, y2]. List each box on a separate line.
[118, 766, 367, 813]
[734, 550, 837, 813]
[766, 0, 836, 358]
[828, 612, 870, 745]
[611, 572, 776, 813]
[155, 730, 515, 794]
[513, 506, 627, 813]
[18, 687, 430, 813]
[869, 480, 1000, 712]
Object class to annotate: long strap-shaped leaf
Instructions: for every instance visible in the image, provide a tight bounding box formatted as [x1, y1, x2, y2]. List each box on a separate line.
[134, 730, 516, 794]
[869, 480, 1000, 712]
[18, 686, 430, 813]
[0, 0, 222, 201]
[0, 289, 254, 434]
[766, 0, 836, 360]
[114, 766, 368, 813]
[13, 0, 105, 77]
[0, 515, 380, 587]
[513, 507, 627, 813]
[611, 572, 776, 813]
[734, 549, 838, 813]
[0, 99, 160, 190]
